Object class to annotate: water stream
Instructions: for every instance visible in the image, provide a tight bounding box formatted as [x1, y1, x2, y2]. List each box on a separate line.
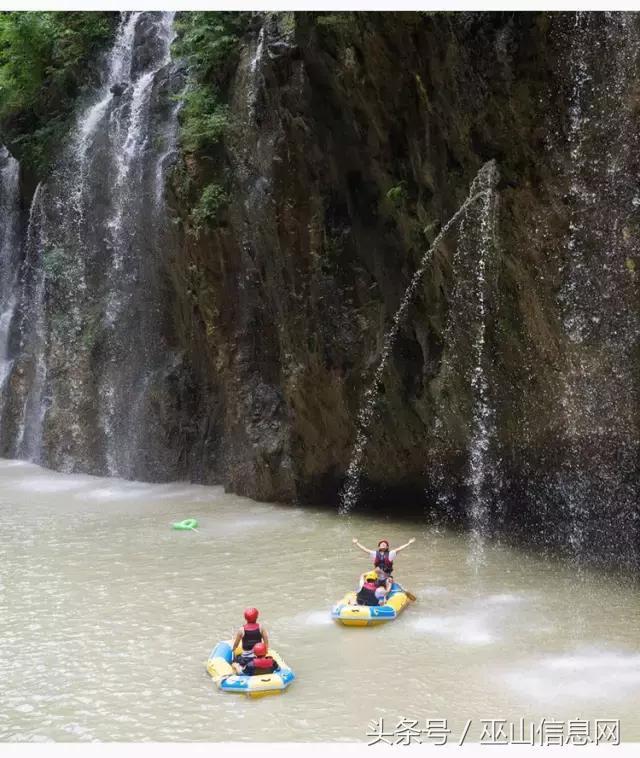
[339, 163, 498, 516]
[0, 147, 20, 406]
[248, 26, 265, 118]
[455, 162, 500, 559]
[15, 183, 48, 461]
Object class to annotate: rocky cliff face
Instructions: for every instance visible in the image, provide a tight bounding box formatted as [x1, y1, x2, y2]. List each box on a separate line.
[168, 12, 640, 564]
[2, 12, 639, 567]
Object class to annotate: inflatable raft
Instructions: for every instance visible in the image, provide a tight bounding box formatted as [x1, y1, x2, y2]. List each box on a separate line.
[332, 581, 413, 626]
[206, 640, 295, 698]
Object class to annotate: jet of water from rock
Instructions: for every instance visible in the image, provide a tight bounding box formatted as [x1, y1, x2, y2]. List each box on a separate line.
[339, 161, 499, 516]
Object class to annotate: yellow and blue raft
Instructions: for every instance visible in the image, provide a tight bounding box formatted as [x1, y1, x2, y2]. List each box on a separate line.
[206, 641, 295, 698]
[332, 581, 414, 626]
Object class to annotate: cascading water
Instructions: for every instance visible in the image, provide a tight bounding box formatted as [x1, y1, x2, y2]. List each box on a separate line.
[15, 183, 48, 460]
[0, 147, 20, 407]
[247, 26, 265, 118]
[557, 12, 640, 565]
[425, 162, 500, 557]
[460, 162, 500, 556]
[339, 162, 498, 515]
[1, 12, 183, 479]
[97, 11, 177, 476]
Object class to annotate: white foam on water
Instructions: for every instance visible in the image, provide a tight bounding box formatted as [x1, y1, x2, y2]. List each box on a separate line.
[413, 613, 495, 646]
[504, 648, 640, 702]
[153, 486, 217, 502]
[17, 477, 88, 494]
[298, 610, 333, 626]
[547, 650, 640, 671]
[81, 484, 155, 501]
[483, 592, 530, 605]
[410, 591, 530, 647]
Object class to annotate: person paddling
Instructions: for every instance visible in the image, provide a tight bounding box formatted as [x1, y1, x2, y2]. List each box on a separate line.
[232, 642, 280, 676]
[231, 608, 270, 666]
[351, 536, 416, 585]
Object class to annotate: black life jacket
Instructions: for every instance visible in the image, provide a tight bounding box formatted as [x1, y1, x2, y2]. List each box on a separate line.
[251, 656, 278, 675]
[242, 623, 263, 651]
[374, 550, 393, 574]
[357, 582, 379, 607]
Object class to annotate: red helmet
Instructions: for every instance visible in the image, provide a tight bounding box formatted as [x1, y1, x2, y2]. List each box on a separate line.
[244, 607, 259, 623]
[253, 642, 267, 657]
[378, 539, 390, 550]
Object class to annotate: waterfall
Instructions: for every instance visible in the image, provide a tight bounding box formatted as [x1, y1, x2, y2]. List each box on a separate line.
[97, 11, 177, 476]
[1, 12, 182, 478]
[0, 147, 20, 407]
[15, 184, 48, 460]
[426, 162, 500, 554]
[339, 162, 498, 515]
[461, 162, 499, 557]
[558, 12, 640, 564]
[247, 26, 265, 118]
[70, 12, 141, 224]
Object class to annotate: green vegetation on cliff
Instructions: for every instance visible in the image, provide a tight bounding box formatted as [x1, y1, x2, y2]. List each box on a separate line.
[172, 12, 251, 233]
[173, 12, 250, 155]
[0, 11, 117, 174]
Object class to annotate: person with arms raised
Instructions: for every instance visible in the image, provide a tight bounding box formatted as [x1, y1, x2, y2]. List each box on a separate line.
[351, 536, 416, 587]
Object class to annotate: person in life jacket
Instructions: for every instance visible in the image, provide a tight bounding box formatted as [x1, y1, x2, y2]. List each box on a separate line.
[231, 607, 270, 666]
[351, 536, 416, 587]
[233, 642, 280, 676]
[374, 566, 392, 594]
[353, 571, 386, 606]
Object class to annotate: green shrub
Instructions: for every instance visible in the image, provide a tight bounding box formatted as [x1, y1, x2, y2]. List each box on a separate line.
[171, 13, 251, 234]
[315, 13, 353, 33]
[189, 183, 228, 236]
[172, 12, 250, 157]
[178, 87, 229, 154]
[386, 181, 408, 206]
[0, 12, 116, 173]
[173, 12, 249, 81]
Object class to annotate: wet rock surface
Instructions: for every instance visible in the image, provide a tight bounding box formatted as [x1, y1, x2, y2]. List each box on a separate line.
[169, 12, 640, 565]
[2, 12, 639, 568]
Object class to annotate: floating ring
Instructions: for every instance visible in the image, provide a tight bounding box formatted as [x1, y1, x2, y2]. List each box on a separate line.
[172, 518, 198, 530]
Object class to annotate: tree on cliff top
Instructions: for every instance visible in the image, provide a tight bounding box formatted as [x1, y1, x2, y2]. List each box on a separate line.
[0, 11, 116, 173]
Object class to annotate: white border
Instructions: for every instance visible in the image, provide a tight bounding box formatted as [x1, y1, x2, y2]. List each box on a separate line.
[0, 743, 638, 756]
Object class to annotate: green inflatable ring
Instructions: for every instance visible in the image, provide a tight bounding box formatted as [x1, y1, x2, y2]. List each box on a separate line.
[172, 518, 199, 531]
